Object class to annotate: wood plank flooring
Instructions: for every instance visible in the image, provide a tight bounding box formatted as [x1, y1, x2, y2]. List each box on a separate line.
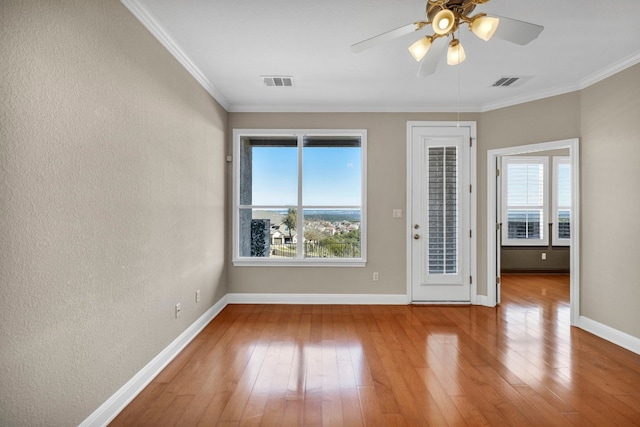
[111, 274, 640, 426]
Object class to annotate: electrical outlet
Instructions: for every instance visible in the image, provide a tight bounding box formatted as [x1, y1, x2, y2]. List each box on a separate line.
[392, 209, 403, 218]
[373, 272, 379, 282]
[175, 303, 181, 318]
[541, 252, 547, 260]
[196, 290, 201, 303]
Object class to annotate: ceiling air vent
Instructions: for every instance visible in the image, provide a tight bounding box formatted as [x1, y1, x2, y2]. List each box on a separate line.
[492, 77, 520, 87]
[262, 76, 294, 87]
[491, 76, 533, 88]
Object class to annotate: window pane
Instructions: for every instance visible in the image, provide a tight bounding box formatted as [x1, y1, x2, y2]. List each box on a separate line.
[557, 163, 571, 206]
[507, 209, 542, 240]
[235, 131, 365, 263]
[240, 137, 298, 206]
[507, 163, 544, 206]
[558, 209, 571, 239]
[239, 208, 297, 258]
[302, 209, 361, 258]
[428, 147, 458, 274]
[303, 136, 361, 206]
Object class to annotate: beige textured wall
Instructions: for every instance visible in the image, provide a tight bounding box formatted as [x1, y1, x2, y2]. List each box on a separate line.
[2, 0, 638, 422]
[580, 64, 640, 338]
[227, 113, 479, 295]
[478, 92, 581, 294]
[0, 1, 227, 425]
[228, 99, 580, 298]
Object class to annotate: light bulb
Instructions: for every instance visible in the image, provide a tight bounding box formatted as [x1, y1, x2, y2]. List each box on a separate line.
[408, 36, 433, 62]
[447, 39, 466, 65]
[432, 9, 456, 35]
[471, 16, 500, 41]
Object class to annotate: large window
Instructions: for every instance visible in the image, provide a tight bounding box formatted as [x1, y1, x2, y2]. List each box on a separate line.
[501, 156, 549, 246]
[233, 129, 366, 266]
[552, 157, 571, 246]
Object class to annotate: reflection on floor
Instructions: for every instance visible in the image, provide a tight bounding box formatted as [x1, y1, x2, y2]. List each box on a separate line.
[112, 274, 640, 426]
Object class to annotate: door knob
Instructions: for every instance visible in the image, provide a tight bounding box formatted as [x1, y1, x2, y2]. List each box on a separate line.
[414, 234, 420, 240]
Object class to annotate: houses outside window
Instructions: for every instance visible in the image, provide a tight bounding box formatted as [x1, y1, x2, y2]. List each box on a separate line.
[233, 129, 366, 266]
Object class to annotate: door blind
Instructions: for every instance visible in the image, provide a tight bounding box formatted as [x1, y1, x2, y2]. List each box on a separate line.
[427, 147, 458, 274]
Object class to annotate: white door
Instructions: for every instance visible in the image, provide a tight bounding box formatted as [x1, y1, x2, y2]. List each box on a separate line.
[410, 124, 472, 302]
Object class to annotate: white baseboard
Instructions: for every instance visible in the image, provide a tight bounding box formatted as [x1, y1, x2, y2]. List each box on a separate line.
[577, 316, 640, 356]
[226, 293, 410, 305]
[80, 292, 407, 425]
[474, 294, 494, 307]
[79, 295, 229, 427]
[87, 293, 631, 427]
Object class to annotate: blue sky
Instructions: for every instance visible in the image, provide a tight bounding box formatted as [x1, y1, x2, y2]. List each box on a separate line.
[251, 146, 361, 206]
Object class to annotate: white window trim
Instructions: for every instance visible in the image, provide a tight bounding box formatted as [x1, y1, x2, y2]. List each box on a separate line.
[552, 156, 571, 246]
[232, 129, 367, 267]
[501, 156, 549, 246]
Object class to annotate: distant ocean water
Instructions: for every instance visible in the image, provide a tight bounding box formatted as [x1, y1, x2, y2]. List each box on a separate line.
[253, 209, 361, 222]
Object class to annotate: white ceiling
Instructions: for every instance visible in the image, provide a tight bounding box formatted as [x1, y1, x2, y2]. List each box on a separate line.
[124, 0, 640, 112]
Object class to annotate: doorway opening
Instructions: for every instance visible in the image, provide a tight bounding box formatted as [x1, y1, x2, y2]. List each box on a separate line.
[487, 138, 580, 325]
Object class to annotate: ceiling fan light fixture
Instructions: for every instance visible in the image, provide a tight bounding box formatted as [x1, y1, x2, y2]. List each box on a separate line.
[432, 9, 456, 35]
[470, 15, 500, 41]
[447, 39, 466, 65]
[350, 0, 545, 77]
[408, 36, 433, 62]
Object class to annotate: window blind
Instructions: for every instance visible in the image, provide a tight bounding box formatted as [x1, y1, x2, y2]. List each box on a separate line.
[501, 156, 549, 246]
[506, 162, 544, 240]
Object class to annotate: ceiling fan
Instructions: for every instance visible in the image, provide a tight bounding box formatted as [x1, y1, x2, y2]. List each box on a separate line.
[351, 0, 544, 77]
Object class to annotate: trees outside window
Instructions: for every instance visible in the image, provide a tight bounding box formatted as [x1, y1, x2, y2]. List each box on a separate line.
[233, 129, 366, 266]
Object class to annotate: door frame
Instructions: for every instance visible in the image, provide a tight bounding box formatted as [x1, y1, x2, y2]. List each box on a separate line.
[406, 121, 477, 304]
[486, 138, 580, 325]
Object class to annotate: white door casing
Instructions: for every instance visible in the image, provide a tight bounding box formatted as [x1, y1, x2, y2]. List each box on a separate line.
[494, 155, 502, 304]
[487, 138, 579, 323]
[407, 122, 476, 303]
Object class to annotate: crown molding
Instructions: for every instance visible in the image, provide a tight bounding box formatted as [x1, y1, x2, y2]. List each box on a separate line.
[579, 50, 640, 90]
[228, 52, 640, 113]
[120, 0, 231, 111]
[480, 51, 640, 112]
[120, 1, 640, 114]
[227, 104, 484, 113]
[479, 84, 582, 112]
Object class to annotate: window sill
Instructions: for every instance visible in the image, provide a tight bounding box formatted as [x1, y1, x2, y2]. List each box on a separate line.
[232, 259, 366, 267]
[501, 241, 550, 247]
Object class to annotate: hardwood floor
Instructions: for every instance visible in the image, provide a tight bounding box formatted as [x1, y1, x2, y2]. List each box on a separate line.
[111, 274, 640, 426]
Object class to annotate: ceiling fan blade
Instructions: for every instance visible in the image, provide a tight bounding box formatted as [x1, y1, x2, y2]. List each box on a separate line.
[351, 22, 424, 53]
[491, 15, 544, 46]
[416, 37, 446, 77]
